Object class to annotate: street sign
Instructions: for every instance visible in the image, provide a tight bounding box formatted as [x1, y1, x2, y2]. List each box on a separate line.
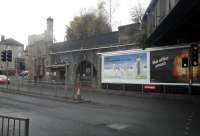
[63, 57, 71, 65]
[144, 85, 156, 90]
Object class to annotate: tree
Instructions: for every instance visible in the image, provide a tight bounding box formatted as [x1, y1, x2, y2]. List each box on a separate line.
[131, 3, 145, 24]
[131, 3, 147, 43]
[65, 1, 112, 41]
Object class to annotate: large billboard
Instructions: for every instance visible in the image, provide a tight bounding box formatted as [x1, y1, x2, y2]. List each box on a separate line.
[102, 53, 148, 84]
[150, 47, 200, 84]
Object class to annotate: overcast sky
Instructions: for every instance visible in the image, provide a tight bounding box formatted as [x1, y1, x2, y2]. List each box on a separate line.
[0, 0, 151, 46]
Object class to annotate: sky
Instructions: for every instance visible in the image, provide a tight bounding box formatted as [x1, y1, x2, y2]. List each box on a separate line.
[0, 0, 151, 46]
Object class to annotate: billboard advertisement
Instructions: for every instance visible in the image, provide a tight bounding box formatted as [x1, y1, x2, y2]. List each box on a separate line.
[150, 47, 200, 84]
[102, 53, 148, 84]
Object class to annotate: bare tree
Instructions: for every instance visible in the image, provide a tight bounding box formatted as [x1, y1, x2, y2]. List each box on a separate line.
[131, 3, 145, 24]
[131, 3, 147, 43]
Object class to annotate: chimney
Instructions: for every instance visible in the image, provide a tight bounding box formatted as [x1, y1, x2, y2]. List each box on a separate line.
[1, 35, 5, 42]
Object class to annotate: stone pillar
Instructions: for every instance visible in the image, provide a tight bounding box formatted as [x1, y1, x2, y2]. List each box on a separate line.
[97, 54, 102, 89]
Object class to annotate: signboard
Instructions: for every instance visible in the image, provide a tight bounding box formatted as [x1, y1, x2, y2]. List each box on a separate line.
[101, 46, 200, 85]
[102, 53, 148, 84]
[144, 85, 156, 90]
[150, 47, 200, 84]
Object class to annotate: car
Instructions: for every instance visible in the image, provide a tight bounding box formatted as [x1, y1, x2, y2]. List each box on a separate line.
[19, 71, 29, 79]
[0, 75, 10, 85]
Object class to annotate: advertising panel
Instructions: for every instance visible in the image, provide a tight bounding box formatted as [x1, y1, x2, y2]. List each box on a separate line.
[102, 53, 148, 84]
[150, 47, 200, 84]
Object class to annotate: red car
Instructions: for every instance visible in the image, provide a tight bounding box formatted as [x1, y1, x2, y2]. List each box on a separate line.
[0, 75, 10, 84]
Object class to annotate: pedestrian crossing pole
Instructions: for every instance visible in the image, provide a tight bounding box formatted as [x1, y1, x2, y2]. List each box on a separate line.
[188, 47, 191, 96]
[6, 60, 8, 89]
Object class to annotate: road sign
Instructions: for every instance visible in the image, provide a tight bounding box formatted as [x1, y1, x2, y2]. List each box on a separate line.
[64, 57, 71, 65]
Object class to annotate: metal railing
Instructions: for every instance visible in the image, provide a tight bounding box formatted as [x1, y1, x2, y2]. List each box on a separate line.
[0, 79, 94, 100]
[0, 115, 29, 136]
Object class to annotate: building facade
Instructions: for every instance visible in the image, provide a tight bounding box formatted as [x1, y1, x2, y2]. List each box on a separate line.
[0, 36, 25, 75]
[47, 24, 139, 87]
[27, 17, 53, 81]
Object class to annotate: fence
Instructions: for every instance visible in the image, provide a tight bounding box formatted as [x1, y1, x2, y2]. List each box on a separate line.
[0, 115, 29, 136]
[1, 79, 198, 98]
[0, 79, 95, 100]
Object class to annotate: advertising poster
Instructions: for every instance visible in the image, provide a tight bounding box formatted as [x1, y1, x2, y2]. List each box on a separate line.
[102, 53, 148, 84]
[150, 47, 200, 84]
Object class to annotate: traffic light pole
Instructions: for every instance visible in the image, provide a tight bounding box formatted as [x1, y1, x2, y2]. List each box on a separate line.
[188, 47, 193, 96]
[6, 60, 8, 89]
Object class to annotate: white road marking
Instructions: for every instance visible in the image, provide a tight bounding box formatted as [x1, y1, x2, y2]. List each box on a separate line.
[106, 123, 129, 131]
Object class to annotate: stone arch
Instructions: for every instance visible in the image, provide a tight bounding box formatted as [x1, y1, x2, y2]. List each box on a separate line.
[75, 60, 97, 83]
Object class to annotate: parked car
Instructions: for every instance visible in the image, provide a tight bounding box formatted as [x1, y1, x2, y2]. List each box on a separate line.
[0, 75, 10, 84]
[19, 71, 29, 79]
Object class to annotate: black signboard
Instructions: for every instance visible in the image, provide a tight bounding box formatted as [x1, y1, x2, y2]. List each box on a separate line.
[150, 47, 200, 84]
[150, 48, 185, 83]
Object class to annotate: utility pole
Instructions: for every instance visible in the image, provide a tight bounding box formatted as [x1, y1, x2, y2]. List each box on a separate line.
[5, 45, 9, 89]
[188, 44, 199, 95]
[6, 60, 8, 89]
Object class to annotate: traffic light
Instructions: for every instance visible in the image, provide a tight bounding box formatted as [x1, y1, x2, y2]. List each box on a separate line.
[182, 57, 188, 68]
[191, 44, 199, 66]
[6, 50, 12, 62]
[1, 50, 6, 62]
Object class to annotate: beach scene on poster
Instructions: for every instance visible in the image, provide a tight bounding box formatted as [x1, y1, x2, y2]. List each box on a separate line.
[102, 53, 147, 83]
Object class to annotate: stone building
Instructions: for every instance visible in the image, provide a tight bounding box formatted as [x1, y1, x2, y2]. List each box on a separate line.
[0, 35, 25, 75]
[47, 24, 139, 87]
[27, 17, 53, 81]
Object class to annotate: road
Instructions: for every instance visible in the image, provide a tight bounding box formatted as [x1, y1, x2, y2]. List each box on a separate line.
[0, 91, 199, 136]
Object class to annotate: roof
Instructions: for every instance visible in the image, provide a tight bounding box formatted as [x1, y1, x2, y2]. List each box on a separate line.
[0, 38, 24, 46]
[50, 32, 119, 53]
